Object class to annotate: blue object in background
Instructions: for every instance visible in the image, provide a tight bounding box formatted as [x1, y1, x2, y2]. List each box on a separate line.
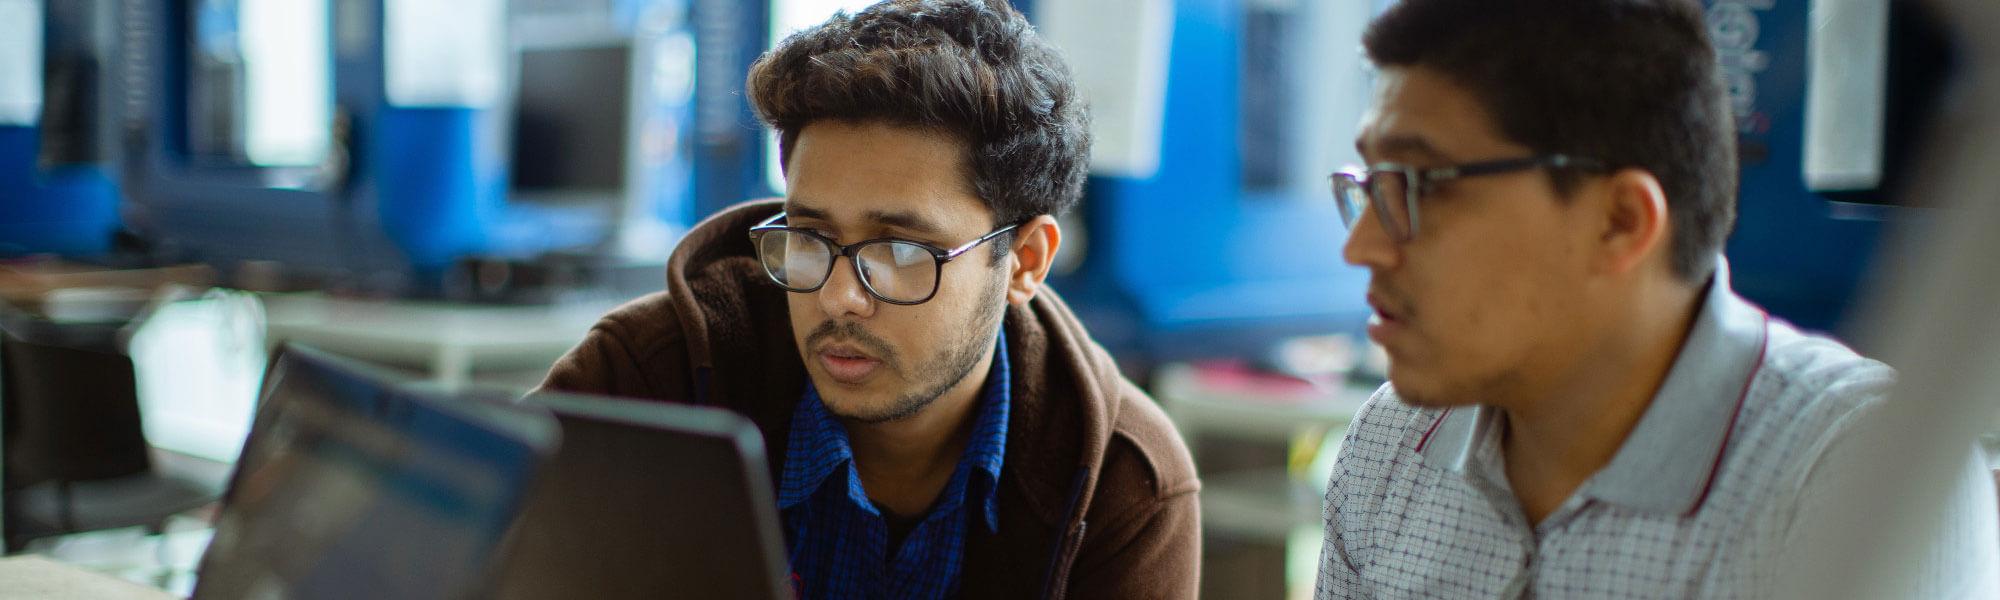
[0, 126, 122, 257]
[118, 0, 386, 276]
[1, 0, 125, 258]
[1710, 0, 1958, 333]
[19, 0, 1905, 333]
[112, 0, 716, 294]
[372, 108, 503, 269]
[690, 0, 777, 218]
[1711, 0, 1889, 333]
[1046, 0, 1371, 372]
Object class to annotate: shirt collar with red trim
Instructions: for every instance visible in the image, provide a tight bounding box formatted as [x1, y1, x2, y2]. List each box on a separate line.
[1416, 257, 1770, 515]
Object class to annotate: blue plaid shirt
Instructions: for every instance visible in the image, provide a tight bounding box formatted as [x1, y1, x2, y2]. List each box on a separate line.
[779, 332, 1011, 600]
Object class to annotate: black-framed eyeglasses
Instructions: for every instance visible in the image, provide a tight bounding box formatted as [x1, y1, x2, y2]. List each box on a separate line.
[746, 212, 1019, 305]
[1331, 154, 1604, 243]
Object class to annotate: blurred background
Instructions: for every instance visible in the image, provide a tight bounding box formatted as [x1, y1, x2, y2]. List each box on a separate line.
[0, 0, 1985, 598]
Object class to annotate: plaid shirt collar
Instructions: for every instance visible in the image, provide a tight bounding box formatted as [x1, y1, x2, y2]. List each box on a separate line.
[1418, 257, 1769, 515]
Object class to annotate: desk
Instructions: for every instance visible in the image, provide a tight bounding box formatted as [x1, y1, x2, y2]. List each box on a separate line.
[1153, 361, 1374, 600]
[261, 292, 624, 388]
[0, 556, 177, 600]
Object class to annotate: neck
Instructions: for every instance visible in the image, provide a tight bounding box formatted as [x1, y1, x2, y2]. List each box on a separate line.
[843, 343, 996, 516]
[1500, 276, 1704, 524]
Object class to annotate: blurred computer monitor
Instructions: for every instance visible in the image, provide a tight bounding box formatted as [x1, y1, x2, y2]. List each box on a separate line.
[509, 44, 631, 206]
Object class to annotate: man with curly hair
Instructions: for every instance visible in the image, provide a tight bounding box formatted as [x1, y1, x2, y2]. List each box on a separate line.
[539, 2, 1199, 598]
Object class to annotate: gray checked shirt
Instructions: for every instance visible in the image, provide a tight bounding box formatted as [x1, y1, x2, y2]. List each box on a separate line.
[1316, 262, 2000, 598]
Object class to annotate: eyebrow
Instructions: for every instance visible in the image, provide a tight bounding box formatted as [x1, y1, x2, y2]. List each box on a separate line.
[1357, 133, 1455, 165]
[787, 203, 833, 222]
[783, 202, 948, 237]
[863, 210, 946, 237]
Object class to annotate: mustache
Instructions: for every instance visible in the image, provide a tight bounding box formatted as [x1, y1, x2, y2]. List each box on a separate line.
[804, 320, 897, 365]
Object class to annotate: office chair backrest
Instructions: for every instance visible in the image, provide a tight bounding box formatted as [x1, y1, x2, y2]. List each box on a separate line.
[0, 312, 150, 489]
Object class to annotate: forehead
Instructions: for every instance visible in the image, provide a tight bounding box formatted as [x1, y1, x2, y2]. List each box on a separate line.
[783, 121, 990, 233]
[1357, 67, 1523, 164]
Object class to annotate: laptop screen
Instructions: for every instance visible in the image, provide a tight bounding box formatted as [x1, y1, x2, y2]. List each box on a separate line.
[193, 346, 556, 600]
[484, 391, 791, 600]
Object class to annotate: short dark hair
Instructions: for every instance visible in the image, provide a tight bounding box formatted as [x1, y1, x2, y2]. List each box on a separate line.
[1364, 0, 1736, 280]
[746, 0, 1091, 233]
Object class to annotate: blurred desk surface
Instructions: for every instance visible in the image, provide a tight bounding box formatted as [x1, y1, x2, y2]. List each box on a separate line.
[1154, 361, 1373, 441]
[261, 292, 625, 387]
[1154, 361, 1376, 598]
[0, 556, 177, 600]
[1154, 361, 1376, 535]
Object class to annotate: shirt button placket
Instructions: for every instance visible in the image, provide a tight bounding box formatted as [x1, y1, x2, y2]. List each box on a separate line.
[1500, 509, 1537, 599]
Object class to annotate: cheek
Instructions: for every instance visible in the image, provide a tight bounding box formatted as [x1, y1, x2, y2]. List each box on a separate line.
[1417, 221, 1571, 362]
[907, 272, 1004, 345]
[787, 294, 821, 349]
[911, 281, 983, 338]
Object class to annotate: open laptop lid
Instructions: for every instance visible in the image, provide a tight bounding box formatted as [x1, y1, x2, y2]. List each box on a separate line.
[193, 345, 559, 600]
[482, 391, 791, 600]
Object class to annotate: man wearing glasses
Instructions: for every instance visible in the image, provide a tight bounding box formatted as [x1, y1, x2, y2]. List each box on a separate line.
[1316, 0, 1997, 597]
[538, 1, 1199, 598]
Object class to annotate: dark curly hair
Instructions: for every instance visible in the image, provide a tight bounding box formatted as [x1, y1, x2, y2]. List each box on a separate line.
[1366, 0, 1736, 281]
[745, 0, 1091, 231]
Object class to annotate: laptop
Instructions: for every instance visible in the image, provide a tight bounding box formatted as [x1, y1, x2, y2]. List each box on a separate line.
[192, 345, 560, 600]
[482, 391, 792, 600]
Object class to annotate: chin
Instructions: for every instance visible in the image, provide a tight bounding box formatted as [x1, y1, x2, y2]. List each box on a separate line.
[1393, 390, 1458, 409]
[813, 388, 905, 423]
[813, 386, 872, 414]
[1384, 367, 1465, 409]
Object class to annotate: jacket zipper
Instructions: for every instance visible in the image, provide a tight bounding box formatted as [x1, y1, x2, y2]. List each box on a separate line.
[1038, 470, 1092, 600]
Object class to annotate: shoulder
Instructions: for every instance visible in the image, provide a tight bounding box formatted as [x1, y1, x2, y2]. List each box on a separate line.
[537, 291, 692, 398]
[1759, 321, 1895, 404]
[585, 291, 692, 368]
[1718, 320, 1898, 504]
[1743, 321, 1897, 461]
[1101, 379, 1200, 502]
